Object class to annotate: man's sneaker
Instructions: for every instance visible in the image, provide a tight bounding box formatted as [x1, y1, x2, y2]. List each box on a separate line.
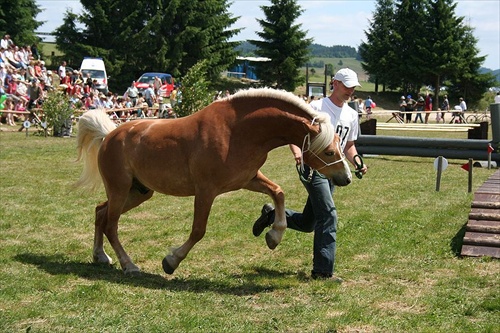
[252, 203, 274, 237]
[311, 271, 343, 283]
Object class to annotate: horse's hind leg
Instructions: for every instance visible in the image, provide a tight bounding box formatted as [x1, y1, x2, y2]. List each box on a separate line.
[162, 192, 215, 274]
[94, 187, 154, 274]
[93, 201, 113, 265]
[244, 171, 286, 250]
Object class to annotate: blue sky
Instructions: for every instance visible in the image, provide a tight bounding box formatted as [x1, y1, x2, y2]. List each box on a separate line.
[35, 0, 499, 69]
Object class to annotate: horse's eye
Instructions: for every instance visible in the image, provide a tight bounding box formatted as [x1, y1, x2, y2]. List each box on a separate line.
[325, 151, 334, 156]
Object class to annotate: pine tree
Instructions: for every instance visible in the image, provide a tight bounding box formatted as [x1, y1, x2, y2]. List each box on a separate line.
[448, 26, 496, 104]
[0, 0, 43, 45]
[419, 0, 464, 108]
[392, 0, 429, 93]
[360, 0, 493, 106]
[54, 12, 89, 67]
[168, 0, 241, 81]
[53, 0, 240, 92]
[249, 0, 312, 91]
[359, 0, 396, 93]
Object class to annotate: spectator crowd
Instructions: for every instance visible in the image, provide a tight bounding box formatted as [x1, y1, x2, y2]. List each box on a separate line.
[1, 33, 180, 128]
[2, 33, 496, 131]
[1, 34, 56, 126]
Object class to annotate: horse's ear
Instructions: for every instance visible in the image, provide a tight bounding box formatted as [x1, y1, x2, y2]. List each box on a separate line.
[302, 120, 321, 136]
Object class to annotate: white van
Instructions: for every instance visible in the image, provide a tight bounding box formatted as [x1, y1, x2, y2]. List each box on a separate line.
[80, 57, 108, 93]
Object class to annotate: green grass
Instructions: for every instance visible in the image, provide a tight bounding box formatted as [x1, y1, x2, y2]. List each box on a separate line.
[303, 57, 367, 84]
[39, 42, 62, 68]
[0, 127, 499, 332]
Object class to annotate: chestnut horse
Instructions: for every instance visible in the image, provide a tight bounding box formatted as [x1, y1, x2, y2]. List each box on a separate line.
[75, 88, 351, 275]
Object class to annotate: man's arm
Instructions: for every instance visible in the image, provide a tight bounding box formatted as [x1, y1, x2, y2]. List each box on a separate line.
[289, 144, 302, 165]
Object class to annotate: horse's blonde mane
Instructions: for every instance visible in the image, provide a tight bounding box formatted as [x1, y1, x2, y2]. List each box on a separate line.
[226, 88, 334, 154]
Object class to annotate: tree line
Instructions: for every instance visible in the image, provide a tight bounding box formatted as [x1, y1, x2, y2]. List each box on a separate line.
[359, 0, 496, 109]
[52, 0, 241, 94]
[2, 0, 495, 108]
[238, 42, 358, 59]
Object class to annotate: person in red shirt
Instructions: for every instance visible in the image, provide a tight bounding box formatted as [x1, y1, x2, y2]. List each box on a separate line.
[60, 71, 73, 95]
[424, 93, 433, 124]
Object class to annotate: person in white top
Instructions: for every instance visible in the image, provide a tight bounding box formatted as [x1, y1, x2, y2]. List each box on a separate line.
[1, 35, 12, 50]
[58, 61, 67, 80]
[459, 97, 467, 112]
[252, 68, 367, 282]
[494, 92, 500, 104]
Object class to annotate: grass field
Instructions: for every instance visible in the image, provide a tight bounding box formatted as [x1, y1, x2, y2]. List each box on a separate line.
[0, 125, 499, 332]
[302, 57, 367, 82]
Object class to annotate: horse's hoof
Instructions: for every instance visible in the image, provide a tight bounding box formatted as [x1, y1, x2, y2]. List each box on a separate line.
[162, 256, 176, 274]
[93, 253, 113, 265]
[265, 232, 279, 250]
[124, 268, 141, 276]
[123, 263, 141, 275]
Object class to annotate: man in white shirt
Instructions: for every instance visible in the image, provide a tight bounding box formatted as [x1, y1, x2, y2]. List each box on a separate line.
[253, 68, 367, 282]
[58, 61, 67, 80]
[144, 84, 156, 108]
[494, 92, 500, 104]
[1, 35, 12, 50]
[459, 97, 467, 112]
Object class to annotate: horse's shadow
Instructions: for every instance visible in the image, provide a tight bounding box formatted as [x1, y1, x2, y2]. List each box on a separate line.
[14, 253, 295, 295]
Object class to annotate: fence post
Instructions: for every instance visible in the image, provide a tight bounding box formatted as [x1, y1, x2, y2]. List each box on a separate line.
[490, 103, 500, 147]
[360, 119, 377, 135]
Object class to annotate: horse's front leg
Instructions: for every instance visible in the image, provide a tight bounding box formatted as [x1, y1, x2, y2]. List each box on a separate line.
[162, 192, 215, 274]
[244, 171, 286, 250]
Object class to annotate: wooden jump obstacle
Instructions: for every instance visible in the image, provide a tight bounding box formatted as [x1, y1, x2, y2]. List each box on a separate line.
[461, 169, 500, 259]
[360, 118, 489, 139]
[376, 122, 480, 132]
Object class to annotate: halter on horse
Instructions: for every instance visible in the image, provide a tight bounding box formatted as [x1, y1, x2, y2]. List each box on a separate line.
[75, 88, 351, 275]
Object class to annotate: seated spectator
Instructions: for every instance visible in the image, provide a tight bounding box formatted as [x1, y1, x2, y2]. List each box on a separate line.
[8, 75, 28, 106]
[83, 92, 95, 109]
[34, 60, 43, 78]
[13, 45, 28, 69]
[19, 46, 31, 67]
[71, 78, 84, 98]
[26, 60, 36, 81]
[0, 62, 6, 88]
[1, 34, 13, 50]
[17, 68, 28, 82]
[27, 78, 43, 111]
[3, 96, 17, 126]
[4, 45, 24, 69]
[60, 72, 73, 94]
[96, 93, 111, 109]
[70, 70, 81, 85]
[38, 77, 51, 93]
[124, 95, 133, 108]
[15, 77, 29, 101]
[43, 70, 53, 87]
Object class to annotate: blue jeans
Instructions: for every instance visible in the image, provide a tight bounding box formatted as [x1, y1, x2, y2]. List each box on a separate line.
[285, 165, 337, 275]
[414, 110, 424, 123]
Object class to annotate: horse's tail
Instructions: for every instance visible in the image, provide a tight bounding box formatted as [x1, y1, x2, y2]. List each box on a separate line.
[74, 109, 117, 191]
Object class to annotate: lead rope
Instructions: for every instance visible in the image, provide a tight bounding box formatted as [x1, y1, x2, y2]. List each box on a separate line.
[299, 116, 348, 183]
[299, 117, 318, 183]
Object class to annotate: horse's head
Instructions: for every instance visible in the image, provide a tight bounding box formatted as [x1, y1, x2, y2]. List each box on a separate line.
[299, 114, 352, 187]
[303, 133, 352, 186]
